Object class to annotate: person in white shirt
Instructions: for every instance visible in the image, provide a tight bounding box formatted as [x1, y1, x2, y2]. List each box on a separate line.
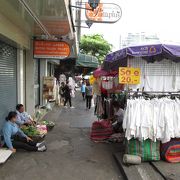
[16, 104, 34, 126]
[112, 101, 125, 133]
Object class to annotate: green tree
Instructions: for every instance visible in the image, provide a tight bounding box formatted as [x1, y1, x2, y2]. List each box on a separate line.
[79, 34, 112, 64]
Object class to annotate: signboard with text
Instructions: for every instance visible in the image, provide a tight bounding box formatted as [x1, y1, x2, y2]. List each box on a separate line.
[34, 41, 70, 59]
[119, 67, 141, 84]
[85, 3, 122, 23]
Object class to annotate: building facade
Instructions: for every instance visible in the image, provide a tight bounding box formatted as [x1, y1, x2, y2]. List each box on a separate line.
[120, 32, 161, 49]
[0, 0, 77, 128]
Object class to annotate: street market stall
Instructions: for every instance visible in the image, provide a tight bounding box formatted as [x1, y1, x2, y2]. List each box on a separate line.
[91, 44, 180, 164]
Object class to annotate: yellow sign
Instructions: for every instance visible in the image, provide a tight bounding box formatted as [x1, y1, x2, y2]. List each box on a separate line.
[119, 67, 141, 84]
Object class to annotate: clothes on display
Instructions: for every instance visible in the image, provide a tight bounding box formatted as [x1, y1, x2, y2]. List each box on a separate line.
[123, 97, 180, 143]
[102, 80, 113, 90]
[92, 78, 101, 96]
[94, 96, 114, 119]
[128, 59, 180, 92]
[94, 96, 104, 118]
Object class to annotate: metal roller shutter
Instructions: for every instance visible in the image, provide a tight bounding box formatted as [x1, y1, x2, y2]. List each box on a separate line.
[0, 41, 17, 129]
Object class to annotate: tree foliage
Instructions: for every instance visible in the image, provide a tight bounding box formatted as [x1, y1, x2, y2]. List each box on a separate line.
[79, 34, 112, 64]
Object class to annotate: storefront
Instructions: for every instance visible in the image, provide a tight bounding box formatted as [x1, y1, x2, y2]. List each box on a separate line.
[0, 0, 77, 129]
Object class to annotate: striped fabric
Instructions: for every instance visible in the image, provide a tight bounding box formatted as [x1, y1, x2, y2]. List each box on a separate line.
[90, 120, 113, 141]
[161, 138, 180, 163]
[126, 139, 160, 161]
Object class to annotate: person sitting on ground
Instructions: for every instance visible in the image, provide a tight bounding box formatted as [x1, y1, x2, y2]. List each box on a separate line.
[112, 101, 125, 133]
[2, 111, 47, 152]
[16, 104, 34, 126]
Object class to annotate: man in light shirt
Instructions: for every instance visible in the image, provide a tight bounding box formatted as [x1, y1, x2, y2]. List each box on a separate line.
[16, 104, 34, 126]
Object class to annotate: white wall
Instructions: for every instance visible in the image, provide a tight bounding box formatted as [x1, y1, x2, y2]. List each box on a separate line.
[25, 43, 35, 115]
[0, 12, 30, 49]
[40, 60, 48, 105]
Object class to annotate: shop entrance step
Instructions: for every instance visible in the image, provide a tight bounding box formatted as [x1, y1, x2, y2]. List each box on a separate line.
[114, 152, 164, 180]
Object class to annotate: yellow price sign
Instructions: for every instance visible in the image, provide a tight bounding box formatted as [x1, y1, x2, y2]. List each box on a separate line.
[119, 67, 141, 84]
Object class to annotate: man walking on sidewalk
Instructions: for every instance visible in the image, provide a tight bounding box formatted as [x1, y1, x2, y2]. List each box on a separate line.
[85, 81, 93, 110]
[81, 82, 86, 100]
[63, 81, 74, 108]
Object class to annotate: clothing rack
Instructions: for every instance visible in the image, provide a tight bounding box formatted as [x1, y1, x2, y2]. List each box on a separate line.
[127, 90, 180, 100]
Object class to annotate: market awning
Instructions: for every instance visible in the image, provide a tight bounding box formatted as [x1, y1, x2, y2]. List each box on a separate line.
[76, 53, 99, 68]
[103, 44, 180, 71]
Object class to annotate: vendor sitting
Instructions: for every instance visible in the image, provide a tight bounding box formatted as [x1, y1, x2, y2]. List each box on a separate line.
[112, 101, 125, 133]
[16, 104, 34, 126]
[2, 111, 47, 152]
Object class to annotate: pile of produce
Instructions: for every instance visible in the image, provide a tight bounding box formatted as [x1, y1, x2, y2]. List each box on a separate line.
[21, 126, 40, 137]
[41, 120, 55, 126]
[41, 120, 55, 131]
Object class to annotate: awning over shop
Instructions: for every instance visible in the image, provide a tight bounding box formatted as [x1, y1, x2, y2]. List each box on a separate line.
[103, 44, 180, 71]
[76, 53, 99, 68]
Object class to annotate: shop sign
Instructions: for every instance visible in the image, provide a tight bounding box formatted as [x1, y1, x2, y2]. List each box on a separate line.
[127, 45, 162, 56]
[119, 67, 140, 84]
[34, 41, 70, 59]
[85, 3, 122, 23]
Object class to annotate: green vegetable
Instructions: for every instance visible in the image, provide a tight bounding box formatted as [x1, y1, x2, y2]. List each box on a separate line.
[21, 126, 40, 136]
[41, 120, 55, 126]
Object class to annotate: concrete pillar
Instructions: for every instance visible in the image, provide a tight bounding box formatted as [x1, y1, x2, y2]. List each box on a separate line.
[25, 45, 35, 115]
[40, 60, 48, 105]
[17, 49, 25, 104]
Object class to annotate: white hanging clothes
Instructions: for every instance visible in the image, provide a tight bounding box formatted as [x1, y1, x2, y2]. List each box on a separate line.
[123, 98, 180, 143]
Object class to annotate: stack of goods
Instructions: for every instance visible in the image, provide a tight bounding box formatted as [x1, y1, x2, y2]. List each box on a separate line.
[123, 97, 180, 162]
[126, 138, 160, 161]
[161, 138, 180, 163]
[36, 125, 47, 135]
[90, 120, 113, 142]
[41, 120, 55, 131]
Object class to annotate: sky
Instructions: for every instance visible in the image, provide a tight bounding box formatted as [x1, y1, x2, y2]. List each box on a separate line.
[80, 0, 180, 51]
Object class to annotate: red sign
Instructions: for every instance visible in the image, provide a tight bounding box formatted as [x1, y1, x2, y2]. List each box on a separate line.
[34, 41, 70, 59]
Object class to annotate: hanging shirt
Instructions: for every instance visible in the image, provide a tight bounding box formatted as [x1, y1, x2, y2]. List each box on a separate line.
[2, 121, 27, 149]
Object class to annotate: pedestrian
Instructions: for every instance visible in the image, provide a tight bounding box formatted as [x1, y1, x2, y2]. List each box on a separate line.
[59, 82, 65, 105]
[85, 81, 93, 110]
[2, 111, 47, 152]
[81, 81, 86, 100]
[63, 81, 74, 108]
